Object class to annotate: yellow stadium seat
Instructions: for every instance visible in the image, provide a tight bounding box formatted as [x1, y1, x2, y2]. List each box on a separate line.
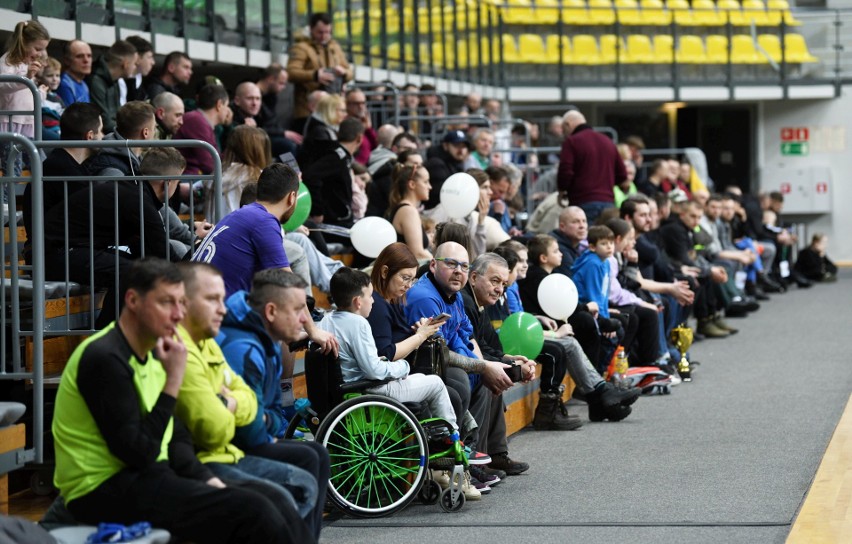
[535, 0, 562, 24]
[717, 0, 749, 26]
[600, 34, 622, 63]
[432, 42, 452, 67]
[676, 35, 707, 63]
[502, 34, 522, 63]
[766, 0, 802, 26]
[757, 34, 782, 62]
[572, 34, 602, 64]
[546, 34, 573, 63]
[419, 43, 432, 66]
[518, 33, 549, 63]
[588, 0, 617, 25]
[705, 34, 729, 62]
[666, 0, 694, 25]
[740, 0, 771, 26]
[502, 0, 537, 24]
[691, 0, 726, 26]
[731, 34, 765, 63]
[560, 0, 591, 25]
[615, 0, 643, 25]
[653, 34, 675, 62]
[784, 33, 819, 63]
[641, 0, 673, 25]
[624, 35, 655, 63]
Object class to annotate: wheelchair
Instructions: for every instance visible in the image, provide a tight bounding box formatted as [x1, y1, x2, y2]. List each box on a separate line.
[284, 344, 468, 518]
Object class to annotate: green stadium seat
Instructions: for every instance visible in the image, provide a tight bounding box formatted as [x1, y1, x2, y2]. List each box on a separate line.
[546, 34, 573, 63]
[615, 0, 644, 25]
[588, 0, 617, 25]
[676, 35, 707, 63]
[640, 0, 673, 25]
[624, 34, 655, 63]
[705, 34, 729, 62]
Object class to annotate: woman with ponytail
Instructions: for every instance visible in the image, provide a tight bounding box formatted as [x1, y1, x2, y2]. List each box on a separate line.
[387, 161, 433, 261]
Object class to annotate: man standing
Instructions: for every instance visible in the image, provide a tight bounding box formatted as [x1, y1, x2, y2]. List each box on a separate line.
[345, 88, 377, 165]
[287, 13, 352, 132]
[57, 40, 93, 105]
[152, 91, 185, 140]
[193, 163, 338, 353]
[175, 262, 327, 540]
[52, 258, 310, 543]
[88, 40, 138, 134]
[557, 109, 626, 224]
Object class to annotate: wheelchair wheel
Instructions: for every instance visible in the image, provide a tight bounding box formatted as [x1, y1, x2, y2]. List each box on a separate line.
[418, 479, 441, 505]
[439, 487, 465, 512]
[315, 395, 429, 518]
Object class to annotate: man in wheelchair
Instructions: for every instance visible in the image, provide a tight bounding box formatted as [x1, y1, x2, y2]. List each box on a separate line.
[317, 267, 458, 432]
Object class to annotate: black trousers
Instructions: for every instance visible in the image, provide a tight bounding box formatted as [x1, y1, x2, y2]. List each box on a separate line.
[67, 462, 314, 544]
[537, 341, 567, 394]
[246, 440, 330, 540]
[444, 366, 472, 430]
[568, 311, 601, 367]
[468, 383, 508, 456]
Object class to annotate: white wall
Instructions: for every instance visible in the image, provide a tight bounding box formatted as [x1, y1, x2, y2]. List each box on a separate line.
[758, 85, 852, 262]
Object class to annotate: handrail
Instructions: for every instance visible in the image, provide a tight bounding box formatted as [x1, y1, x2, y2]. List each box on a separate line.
[0, 75, 42, 142]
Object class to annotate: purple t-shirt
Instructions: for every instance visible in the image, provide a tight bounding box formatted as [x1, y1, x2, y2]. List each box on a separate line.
[193, 202, 289, 296]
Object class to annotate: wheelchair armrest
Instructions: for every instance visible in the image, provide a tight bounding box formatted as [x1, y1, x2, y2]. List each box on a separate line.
[339, 378, 393, 393]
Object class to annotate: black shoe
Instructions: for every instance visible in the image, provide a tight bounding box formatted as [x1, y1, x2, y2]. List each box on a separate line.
[758, 274, 784, 293]
[600, 382, 641, 407]
[725, 301, 751, 317]
[792, 271, 813, 288]
[589, 402, 632, 422]
[488, 452, 529, 475]
[481, 466, 507, 480]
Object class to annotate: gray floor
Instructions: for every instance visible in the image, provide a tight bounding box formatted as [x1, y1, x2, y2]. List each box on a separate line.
[321, 270, 852, 544]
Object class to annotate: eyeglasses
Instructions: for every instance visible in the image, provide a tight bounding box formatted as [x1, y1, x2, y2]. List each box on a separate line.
[397, 273, 415, 285]
[435, 257, 470, 273]
[347, 101, 366, 106]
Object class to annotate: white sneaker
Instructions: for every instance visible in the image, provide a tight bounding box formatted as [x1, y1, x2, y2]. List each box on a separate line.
[462, 470, 481, 500]
[431, 469, 450, 490]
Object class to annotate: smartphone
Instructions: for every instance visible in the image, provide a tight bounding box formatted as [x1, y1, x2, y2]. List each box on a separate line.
[429, 313, 451, 325]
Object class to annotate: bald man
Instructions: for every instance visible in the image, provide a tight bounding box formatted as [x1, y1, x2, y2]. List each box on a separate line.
[557, 109, 627, 224]
[153, 92, 185, 140]
[232, 82, 263, 128]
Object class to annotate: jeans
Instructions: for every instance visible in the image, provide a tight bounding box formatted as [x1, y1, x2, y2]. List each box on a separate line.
[285, 232, 344, 292]
[208, 455, 318, 520]
[544, 336, 604, 394]
[577, 201, 615, 226]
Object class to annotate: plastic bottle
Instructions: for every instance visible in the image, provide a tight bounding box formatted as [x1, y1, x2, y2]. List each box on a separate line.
[614, 347, 629, 387]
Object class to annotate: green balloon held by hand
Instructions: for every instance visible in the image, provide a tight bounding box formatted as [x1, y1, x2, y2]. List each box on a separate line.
[282, 182, 312, 231]
[498, 312, 544, 360]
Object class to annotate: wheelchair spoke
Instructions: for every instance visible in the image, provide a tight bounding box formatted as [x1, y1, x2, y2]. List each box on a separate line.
[329, 427, 369, 456]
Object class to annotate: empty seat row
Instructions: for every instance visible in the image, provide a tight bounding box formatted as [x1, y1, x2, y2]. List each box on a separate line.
[365, 32, 819, 68]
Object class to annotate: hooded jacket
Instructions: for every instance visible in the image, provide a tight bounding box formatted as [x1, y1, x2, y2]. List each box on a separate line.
[86, 131, 142, 179]
[571, 249, 611, 319]
[217, 291, 288, 450]
[423, 146, 465, 210]
[87, 56, 120, 134]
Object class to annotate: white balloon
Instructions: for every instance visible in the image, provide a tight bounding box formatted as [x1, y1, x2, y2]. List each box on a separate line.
[440, 173, 480, 219]
[350, 217, 396, 258]
[537, 274, 579, 320]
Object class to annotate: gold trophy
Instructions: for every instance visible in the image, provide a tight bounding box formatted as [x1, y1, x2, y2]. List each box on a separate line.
[670, 323, 693, 382]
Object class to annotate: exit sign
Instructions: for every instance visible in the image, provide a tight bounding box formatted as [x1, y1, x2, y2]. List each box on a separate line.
[781, 127, 809, 142]
[781, 142, 809, 156]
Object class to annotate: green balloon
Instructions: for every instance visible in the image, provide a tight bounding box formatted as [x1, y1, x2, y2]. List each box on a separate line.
[282, 182, 312, 231]
[498, 312, 544, 360]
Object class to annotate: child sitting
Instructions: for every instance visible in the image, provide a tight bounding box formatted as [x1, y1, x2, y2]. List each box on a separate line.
[36, 56, 64, 140]
[796, 233, 837, 283]
[318, 267, 458, 430]
[571, 225, 616, 319]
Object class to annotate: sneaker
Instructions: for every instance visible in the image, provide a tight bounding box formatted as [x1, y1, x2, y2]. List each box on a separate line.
[661, 364, 683, 386]
[462, 471, 482, 500]
[488, 452, 529, 475]
[481, 466, 507, 480]
[431, 469, 451, 490]
[463, 446, 492, 465]
[469, 474, 491, 494]
[470, 465, 501, 487]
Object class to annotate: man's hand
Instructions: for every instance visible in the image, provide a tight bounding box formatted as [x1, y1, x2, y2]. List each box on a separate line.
[554, 323, 574, 338]
[536, 315, 557, 331]
[295, 225, 310, 236]
[157, 334, 187, 398]
[242, 117, 257, 128]
[710, 266, 728, 283]
[504, 355, 535, 382]
[285, 130, 304, 144]
[194, 221, 213, 237]
[308, 327, 339, 357]
[680, 265, 701, 278]
[585, 301, 599, 319]
[668, 280, 695, 306]
[491, 199, 506, 215]
[332, 65, 347, 77]
[317, 69, 336, 85]
[206, 477, 227, 489]
[482, 360, 514, 394]
[221, 385, 237, 413]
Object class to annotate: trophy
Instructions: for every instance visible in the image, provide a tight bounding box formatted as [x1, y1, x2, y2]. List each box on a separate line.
[669, 323, 694, 382]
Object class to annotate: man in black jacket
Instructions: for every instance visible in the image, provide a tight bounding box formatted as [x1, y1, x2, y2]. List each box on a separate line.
[303, 118, 363, 229]
[423, 130, 470, 211]
[44, 148, 185, 329]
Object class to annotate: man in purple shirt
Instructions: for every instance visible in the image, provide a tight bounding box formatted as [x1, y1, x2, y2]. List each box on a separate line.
[193, 163, 338, 354]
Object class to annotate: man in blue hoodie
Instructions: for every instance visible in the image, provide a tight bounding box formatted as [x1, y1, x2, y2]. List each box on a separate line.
[217, 269, 329, 538]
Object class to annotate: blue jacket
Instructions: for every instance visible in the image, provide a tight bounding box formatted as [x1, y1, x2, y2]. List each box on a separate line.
[571, 250, 611, 319]
[217, 291, 287, 449]
[405, 272, 476, 359]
